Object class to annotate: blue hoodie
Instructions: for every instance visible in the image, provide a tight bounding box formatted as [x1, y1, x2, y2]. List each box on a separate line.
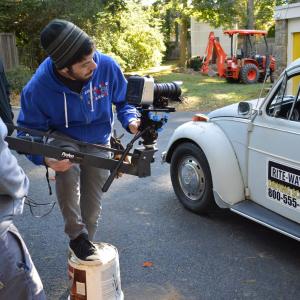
[18, 51, 138, 165]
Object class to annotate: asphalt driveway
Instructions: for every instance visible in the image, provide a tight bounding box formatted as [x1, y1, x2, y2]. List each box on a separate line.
[11, 110, 300, 300]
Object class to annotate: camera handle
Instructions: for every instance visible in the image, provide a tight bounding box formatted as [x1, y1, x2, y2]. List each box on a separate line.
[139, 107, 174, 148]
[102, 127, 151, 192]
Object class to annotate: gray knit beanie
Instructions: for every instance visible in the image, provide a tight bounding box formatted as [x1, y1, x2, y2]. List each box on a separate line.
[40, 19, 90, 69]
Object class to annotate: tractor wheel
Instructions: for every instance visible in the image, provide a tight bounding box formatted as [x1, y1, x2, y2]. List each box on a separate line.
[240, 63, 259, 84]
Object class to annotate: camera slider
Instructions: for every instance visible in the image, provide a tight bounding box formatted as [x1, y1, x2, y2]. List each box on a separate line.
[6, 125, 156, 192]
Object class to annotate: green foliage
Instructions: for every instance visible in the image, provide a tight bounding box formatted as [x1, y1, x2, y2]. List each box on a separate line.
[254, 0, 286, 30]
[268, 24, 276, 37]
[150, 0, 191, 66]
[153, 0, 287, 44]
[0, 0, 110, 68]
[191, 0, 287, 30]
[0, 0, 285, 72]
[191, 0, 237, 28]
[149, 1, 178, 60]
[6, 65, 34, 93]
[94, 1, 165, 71]
[0, 0, 164, 72]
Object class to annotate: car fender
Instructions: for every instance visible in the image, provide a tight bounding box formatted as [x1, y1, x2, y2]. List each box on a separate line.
[165, 121, 245, 206]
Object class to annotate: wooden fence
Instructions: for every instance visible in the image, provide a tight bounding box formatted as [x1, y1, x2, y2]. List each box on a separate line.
[0, 33, 19, 70]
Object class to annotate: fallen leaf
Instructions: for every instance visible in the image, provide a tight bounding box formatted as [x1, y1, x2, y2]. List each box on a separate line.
[142, 261, 153, 268]
[243, 279, 256, 284]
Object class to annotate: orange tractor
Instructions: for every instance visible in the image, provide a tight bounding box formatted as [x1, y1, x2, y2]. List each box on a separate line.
[200, 30, 276, 84]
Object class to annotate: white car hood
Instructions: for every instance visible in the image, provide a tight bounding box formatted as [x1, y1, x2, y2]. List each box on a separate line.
[208, 99, 261, 119]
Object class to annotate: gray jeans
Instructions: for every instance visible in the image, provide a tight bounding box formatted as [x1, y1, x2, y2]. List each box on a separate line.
[49, 136, 110, 241]
[0, 224, 45, 300]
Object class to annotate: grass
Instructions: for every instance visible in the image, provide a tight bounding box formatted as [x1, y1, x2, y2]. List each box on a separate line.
[126, 63, 272, 112]
[10, 62, 271, 112]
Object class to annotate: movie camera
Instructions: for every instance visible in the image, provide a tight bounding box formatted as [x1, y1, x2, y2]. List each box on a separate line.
[126, 75, 182, 148]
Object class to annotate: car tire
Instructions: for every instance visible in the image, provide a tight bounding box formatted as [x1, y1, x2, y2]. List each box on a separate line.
[170, 142, 215, 214]
[240, 63, 259, 84]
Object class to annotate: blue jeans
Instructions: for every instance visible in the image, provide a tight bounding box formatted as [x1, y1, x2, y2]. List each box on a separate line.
[0, 224, 46, 299]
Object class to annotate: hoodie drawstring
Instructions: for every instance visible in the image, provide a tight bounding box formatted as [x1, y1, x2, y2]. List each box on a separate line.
[63, 84, 94, 128]
[63, 92, 69, 128]
[90, 82, 94, 112]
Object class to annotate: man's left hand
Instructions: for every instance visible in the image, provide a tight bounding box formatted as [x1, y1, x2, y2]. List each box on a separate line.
[128, 119, 140, 134]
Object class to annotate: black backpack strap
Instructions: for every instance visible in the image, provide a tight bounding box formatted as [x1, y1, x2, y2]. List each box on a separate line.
[44, 129, 56, 196]
[45, 164, 53, 195]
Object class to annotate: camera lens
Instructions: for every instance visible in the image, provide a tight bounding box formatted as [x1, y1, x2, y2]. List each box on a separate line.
[153, 82, 181, 102]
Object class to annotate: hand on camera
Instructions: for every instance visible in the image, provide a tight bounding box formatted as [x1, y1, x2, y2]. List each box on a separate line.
[44, 157, 73, 172]
[128, 119, 140, 134]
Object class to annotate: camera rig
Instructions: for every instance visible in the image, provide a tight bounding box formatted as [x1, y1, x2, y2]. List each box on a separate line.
[6, 76, 182, 192]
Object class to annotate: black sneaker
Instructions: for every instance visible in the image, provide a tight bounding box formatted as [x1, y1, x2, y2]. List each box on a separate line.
[69, 233, 101, 265]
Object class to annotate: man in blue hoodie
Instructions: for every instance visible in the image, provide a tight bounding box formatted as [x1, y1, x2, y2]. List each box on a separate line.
[18, 19, 140, 264]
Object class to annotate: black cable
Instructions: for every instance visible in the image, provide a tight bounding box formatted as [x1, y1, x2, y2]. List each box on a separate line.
[24, 196, 56, 218]
[102, 128, 149, 192]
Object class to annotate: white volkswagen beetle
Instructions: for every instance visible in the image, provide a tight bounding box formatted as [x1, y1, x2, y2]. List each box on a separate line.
[162, 59, 300, 241]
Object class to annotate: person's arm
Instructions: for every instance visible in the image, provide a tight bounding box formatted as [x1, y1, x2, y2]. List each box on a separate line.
[0, 118, 29, 199]
[1, 62, 13, 119]
[111, 61, 140, 132]
[0, 60, 14, 136]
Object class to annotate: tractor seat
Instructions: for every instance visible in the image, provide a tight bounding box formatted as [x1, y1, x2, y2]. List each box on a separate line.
[254, 54, 263, 65]
[236, 48, 244, 59]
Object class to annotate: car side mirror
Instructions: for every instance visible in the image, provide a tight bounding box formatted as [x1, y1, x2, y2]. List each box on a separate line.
[238, 102, 252, 116]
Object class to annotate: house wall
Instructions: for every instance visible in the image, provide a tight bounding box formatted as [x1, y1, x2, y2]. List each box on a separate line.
[287, 18, 300, 65]
[190, 20, 232, 57]
[275, 3, 300, 75]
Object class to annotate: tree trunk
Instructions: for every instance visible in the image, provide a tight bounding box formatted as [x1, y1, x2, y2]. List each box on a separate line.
[246, 0, 254, 29]
[244, 0, 254, 56]
[179, 16, 188, 68]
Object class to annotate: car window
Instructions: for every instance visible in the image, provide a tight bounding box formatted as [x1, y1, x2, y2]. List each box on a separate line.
[266, 73, 300, 121]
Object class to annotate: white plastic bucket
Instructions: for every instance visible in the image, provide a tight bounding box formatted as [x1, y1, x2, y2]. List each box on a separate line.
[68, 242, 124, 300]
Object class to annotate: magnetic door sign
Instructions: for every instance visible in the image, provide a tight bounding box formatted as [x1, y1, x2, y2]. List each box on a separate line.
[267, 160, 300, 211]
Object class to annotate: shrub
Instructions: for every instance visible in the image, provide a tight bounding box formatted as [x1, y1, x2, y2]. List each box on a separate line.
[6, 65, 33, 93]
[187, 56, 203, 71]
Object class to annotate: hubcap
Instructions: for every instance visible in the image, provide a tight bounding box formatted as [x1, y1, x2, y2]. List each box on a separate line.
[247, 69, 257, 81]
[178, 156, 205, 201]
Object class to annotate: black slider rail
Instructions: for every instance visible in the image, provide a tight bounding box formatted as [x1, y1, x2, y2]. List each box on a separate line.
[6, 125, 156, 192]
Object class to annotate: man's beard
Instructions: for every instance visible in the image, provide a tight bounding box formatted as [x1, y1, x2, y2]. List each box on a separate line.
[67, 68, 93, 82]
